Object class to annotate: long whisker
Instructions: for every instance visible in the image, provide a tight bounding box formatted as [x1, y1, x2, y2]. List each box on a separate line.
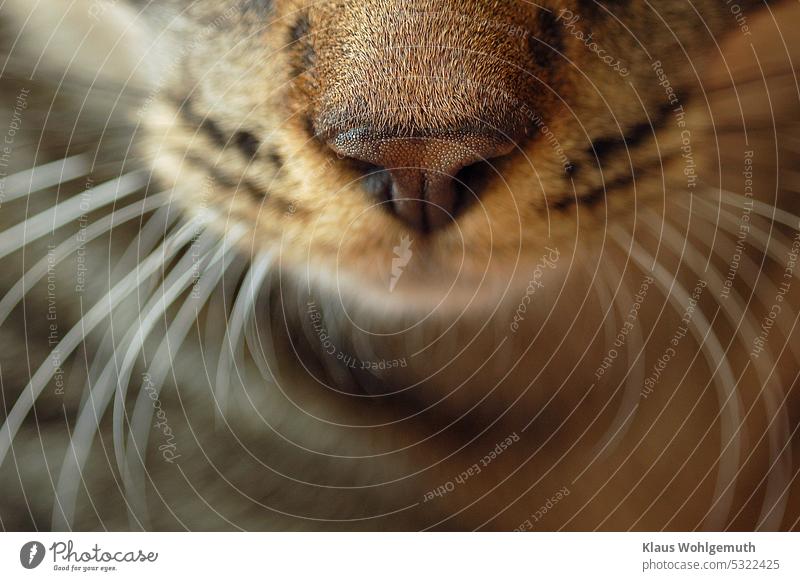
[0, 171, 149, 260]
[214, 251, 274, 423]
[702, 67, 800, 95]
[640, 208, 792, 530]
[606, 223, 743, 531]
[686, 199, 797, 528]
[122, 231, 248, 528]
[715, 188, 800, 230]
[243, 266, 278, 388]
[106, 227, 223, 468]
[590, 254, 645, 460]
[52, 224, 225, 530]
[80, 205, 179, 408]
[0, 218, 201, 471]
[0, 154, 92, 203]
[0, 56, 152, 100]
[0, 192, 171, 328]
[690, 196, 800, 277]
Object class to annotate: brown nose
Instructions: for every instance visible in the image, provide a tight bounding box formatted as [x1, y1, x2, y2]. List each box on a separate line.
[329, 130, 515, 232]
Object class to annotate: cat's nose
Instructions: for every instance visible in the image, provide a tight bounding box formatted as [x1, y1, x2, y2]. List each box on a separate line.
[329, 130, 514, 232]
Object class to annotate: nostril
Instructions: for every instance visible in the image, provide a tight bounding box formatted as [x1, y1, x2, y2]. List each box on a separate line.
[357, 163, 392, 202]
[328, 129, 515, 232]
[454, 159, 493, 200]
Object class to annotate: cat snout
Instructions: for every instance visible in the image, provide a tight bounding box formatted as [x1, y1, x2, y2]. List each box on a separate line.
[329, 129, 515, 232]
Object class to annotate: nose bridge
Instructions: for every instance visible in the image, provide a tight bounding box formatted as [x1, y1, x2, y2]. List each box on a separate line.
[308, 1, 535, 232]
[311, 2, 533, 139]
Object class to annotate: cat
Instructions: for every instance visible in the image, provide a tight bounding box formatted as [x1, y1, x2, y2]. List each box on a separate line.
[0, 0, 799, 531]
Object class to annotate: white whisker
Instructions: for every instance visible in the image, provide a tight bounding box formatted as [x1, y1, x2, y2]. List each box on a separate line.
[80, 205, 179, 408]
[0, 154, 91, 203]
[214, 251, 274, 423]
[714, 188, 800, 230]
[52, 226, 228, 530]
[107, 228, 224, 468]
[0, 218, 201, 474]
[120, 228, 247, 529]
[243, 267, 278, 389]
[590, 256, 644, 460]
[0, 192, 171, 328]
[0, 171, 148, 261]
[640, 209, 792, 530]
[608, 224, 742, 531]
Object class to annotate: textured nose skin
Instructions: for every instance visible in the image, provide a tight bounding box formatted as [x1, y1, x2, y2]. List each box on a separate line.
[330, 131, 515, 232]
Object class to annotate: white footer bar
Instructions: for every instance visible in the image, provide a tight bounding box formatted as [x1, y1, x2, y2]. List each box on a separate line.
[1, 532, 797, 580]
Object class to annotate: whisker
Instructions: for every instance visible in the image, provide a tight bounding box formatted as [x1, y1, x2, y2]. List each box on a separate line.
[0, 63, 152, 100]
[122, 233, 249, 528]
[690, 196, 799, 275]
[215, 251, 274, 423]
[243, 266, 278, 389]
[106, 226, 224, 466]
[640, 208, 792, 530]
[590, 254, 645, 460]
[0, 218, 202, 473]
[687, 196, 798, 528]
[52, 222, 225, 530]
[0, 170, 149, 261]
[80, 205, 179, 409]
[714, 188, 800, 230]
[607, 224, 743, 531]
[201, 259, 249, 386]
[0, 154, 92, 203]
[0, 191, 171, 329]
